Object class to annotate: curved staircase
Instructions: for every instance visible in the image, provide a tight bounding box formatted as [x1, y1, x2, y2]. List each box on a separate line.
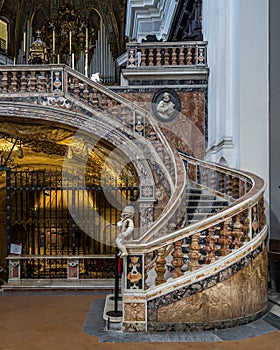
[0, 64, 268, 332]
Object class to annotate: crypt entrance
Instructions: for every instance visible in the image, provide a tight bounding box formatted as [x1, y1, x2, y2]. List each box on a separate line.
[0, 117, 140, 286]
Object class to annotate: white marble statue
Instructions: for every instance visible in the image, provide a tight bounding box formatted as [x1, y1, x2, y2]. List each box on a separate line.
[115, 205, 135, 257]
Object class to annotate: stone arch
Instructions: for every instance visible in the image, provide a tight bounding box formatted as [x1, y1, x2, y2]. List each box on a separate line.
[0, 103, 156, 233]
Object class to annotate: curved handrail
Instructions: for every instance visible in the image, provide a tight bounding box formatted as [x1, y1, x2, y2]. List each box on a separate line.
[0, 64, 186, 242]
[124, 152, 266, 293]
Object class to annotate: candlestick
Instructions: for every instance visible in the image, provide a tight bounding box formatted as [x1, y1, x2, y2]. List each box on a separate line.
[14, 57, 16, 65]
[23, 32, 26, 53]
[57, 53, 60, 64]
[6, 31, 8, 51]
[85, 27, 88, 50]
[52, 30, 55, 53]
[69, 31, 72, 52]
[72, 52, 75, 69]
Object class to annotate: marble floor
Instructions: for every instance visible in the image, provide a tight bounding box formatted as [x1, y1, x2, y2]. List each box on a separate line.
[0, 289, 279, 350]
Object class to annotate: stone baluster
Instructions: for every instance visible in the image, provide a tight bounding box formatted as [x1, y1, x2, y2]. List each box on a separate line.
[39, 71, 47, 92]
[155, 247, 166, 285]
[179, 47, 185, 65]
[120, 106, 129, 126]
[188, 233, 201, 271]
[29, 71, 37, 92]
[1, 71, 9, 92]
[210, 169, 216, 191]
[171, 48, 177, 65]
[83, 83, 89, 104]
[171, 239, 184, 278]
[11, 71, 18, 92]
[156, 48, 161, 66]
[232, 176, 239, 199]
[218, 172, 225, 193]
[242, 209, 251, 241]
[239, 180, 245, 197]
[91, 89, 99, 108]
[141, 49, 146, 66]
[231, 214, 244, 249]
[74, 78, 80, 98]
[111, 103, 119, 121]
[148, 48, 154, 66]
[187, 47, 193, 65]
[258, 196, 266, 230]
[198, 48, 205, 65]
[164, 48, 169, 65]
[201, 167, 207, 186]
[218, 219, 232, 256]
[226, 174, 233, 197]
[101, 93, 109, 110]
[20, 71, 27, 92]
[204, 227, 218, 264]
[251, 206, 259, 236]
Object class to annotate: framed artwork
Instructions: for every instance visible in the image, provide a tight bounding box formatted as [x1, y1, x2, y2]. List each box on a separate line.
[151, 88, 181, 122]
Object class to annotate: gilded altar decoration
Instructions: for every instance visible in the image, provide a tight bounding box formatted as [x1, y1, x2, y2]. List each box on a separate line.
[28, 30, 49, 64]
[127, 255, 143, 289]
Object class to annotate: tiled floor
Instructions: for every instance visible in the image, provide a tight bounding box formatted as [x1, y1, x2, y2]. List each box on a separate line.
[0, 289, 279, 350]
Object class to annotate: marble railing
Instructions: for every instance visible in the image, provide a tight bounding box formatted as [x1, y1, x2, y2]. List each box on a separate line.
[0, 64, 185, 238]
[125, 41, 207, 68]
[6, 255, 115, 281]
[0, 65, 175, 183]
[126, 152, 266, 291]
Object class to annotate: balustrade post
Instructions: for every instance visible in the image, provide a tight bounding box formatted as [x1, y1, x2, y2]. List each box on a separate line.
[11, 71, 18, 92]
[83, 83, 89, 104]
[156, 48, 161, 66]
[148, 48, 154, 66]
[242, 209, 251, 242]
[226, 175, 233, 197]
[179, 47, 185, 65]
[29, 71, 37, 92]
[204, 227, 218, 264]
[232, 177, 239, 199]
[155, 247, 166, 285]
[67, 258, 79, 279]
[258, 196, 266, 230]
[74, 77, 80, 98]
[231, 214, 244, 249]
[171, 239, 184, 278]
[188, 233, 201, 271]
[218, 219, 232, 256]
[197, 47, 205, 65]
[20, 71, 27, 92]
[210, 170, 216, 191]
[101, 93, 109, 110]
[171, 48, 177, 65]
[91, 89, 99, 108]
[218, 172, 225, 193]
[187, 47, 192, 65]
[1, 71, 8, 92]
[39, 71, 47, 92]
[9, 259, 20, 280]
[141, 49, 146, 66]
[164, 48, 169, 65]
[251, 206, 259, 236]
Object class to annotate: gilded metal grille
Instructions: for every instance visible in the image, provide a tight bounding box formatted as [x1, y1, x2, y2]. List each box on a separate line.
[7, 168, 139, 258]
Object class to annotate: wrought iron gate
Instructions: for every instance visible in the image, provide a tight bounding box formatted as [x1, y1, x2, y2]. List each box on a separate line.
[5, 168, 139, 279]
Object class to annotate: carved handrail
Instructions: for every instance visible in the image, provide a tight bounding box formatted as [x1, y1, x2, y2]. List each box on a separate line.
[126, 41, 208, 68]
[0, 64, 187, 241]
[126, 152, 267, 292]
